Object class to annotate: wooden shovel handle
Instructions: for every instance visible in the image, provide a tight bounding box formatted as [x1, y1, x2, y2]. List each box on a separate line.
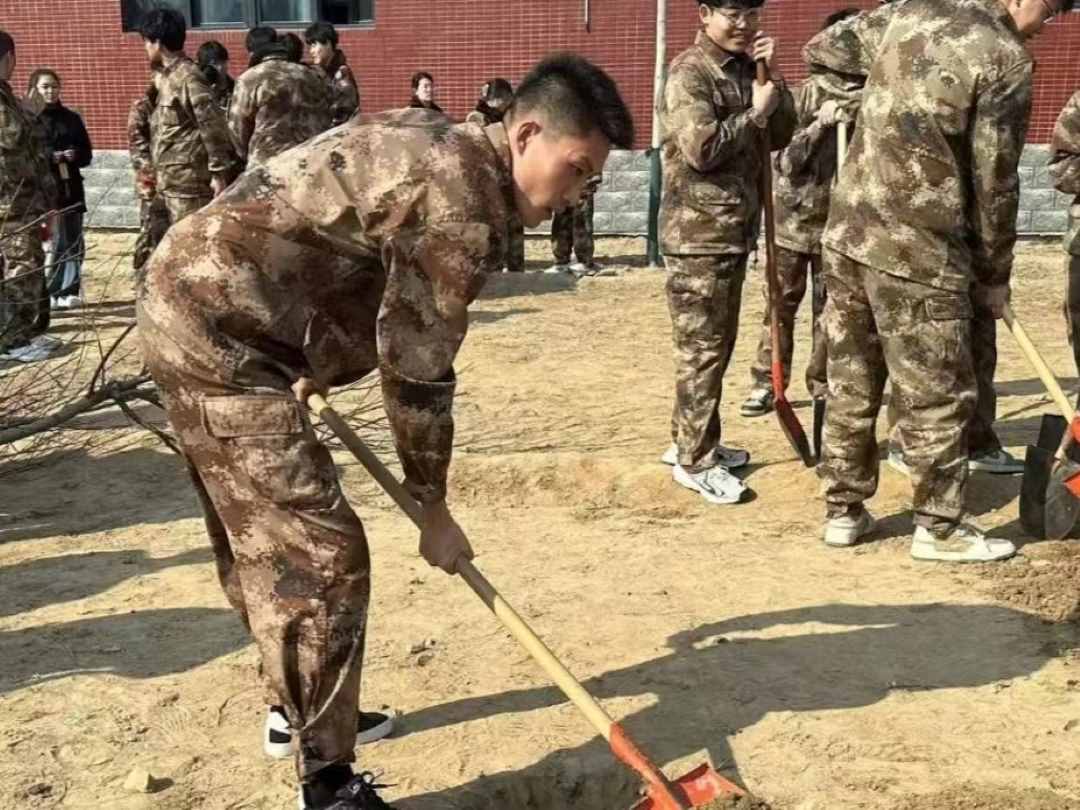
[1001, 304, 1074, 422]
[305, 393, 618, 741]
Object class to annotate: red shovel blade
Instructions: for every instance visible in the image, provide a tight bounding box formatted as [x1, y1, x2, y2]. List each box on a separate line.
[629, 763, 744, 810]
[773, 361, 814, 467]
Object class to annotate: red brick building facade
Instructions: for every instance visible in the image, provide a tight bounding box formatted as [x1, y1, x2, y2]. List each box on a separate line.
[3, 1, 1078, 150]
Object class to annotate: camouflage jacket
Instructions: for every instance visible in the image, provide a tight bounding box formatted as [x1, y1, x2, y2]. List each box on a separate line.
[658, 31, 796, 255]
[0, 79, 57, 220]
[1049, 90, 1080, 256]
[151, 56, 239, 198]
[316, 50, 360, 126]
[774, 77, 843, 255]
[139, 110, 515, 503]
[807, 0, 1032, 291]
[229, 55, 333, 168]
[128, 87, 157, 199]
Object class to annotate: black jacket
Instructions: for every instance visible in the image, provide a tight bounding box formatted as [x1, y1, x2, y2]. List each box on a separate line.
[37, 102, 93, 212]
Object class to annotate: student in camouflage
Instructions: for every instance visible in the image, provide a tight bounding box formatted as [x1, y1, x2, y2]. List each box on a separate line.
[136, 54, 632, 810]
[549, 196, 596, 274]
[228, 27, 332, 169]
[127, 73, 170, 287]
[0, 30, 59, 363]
[804, 0, 1070, 560]
[305, 22, 360, 126]
[740, 7, 860, 419]
[467, 79, 525, 272]
[1051, 90, 1080, 380]
[657, 0, 796, 504]
[139, 10, 238, 226]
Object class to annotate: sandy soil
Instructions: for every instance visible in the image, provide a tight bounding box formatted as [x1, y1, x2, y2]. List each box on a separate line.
[1, 235, 1078, 810]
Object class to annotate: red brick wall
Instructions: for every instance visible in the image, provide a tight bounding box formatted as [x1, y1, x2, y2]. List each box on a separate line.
[4, 0, 1078, 150]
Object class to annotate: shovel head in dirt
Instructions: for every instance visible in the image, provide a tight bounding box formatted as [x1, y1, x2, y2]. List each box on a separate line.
[628, 762, 744, 810]
[1020, 415, 1080, 540]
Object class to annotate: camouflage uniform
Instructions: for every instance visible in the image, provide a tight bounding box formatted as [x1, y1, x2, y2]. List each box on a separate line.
[128, 88, 170, 286]
[0, 79, 57, 352]
[550, 197, 594, 266]
[467, 108, 524, 272]
[316, 50, 360, 127]
[1050, 91, 1080, 375]
[749, 77, 838, 399]
[658, 31, 796, 470]
[151, 56, 238, 225]
[806, 0, 1033, 529]
[137, 110, 513, 781]
[229, 54, 333, 169]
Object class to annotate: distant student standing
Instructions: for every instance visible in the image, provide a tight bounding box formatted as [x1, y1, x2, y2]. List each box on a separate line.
[408, 71, 444, 114]
[305, 22, 359, 125]
[658, 0, 796, 504]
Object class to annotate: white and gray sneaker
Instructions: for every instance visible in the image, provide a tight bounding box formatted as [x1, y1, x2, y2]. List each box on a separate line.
[0, 342, 52, 363]
[661, 442, 750, 470]
[823, 509, 876, 547]
[910, 523, 1015, 563]
[886, 448, 911, 477]
[672, 464, 749, 504]
[968, 449, 1024, 475]
[544, 263, 571, 274]
[265, 705, 396, 760]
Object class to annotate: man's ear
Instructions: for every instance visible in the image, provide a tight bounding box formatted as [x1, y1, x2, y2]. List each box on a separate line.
[513, 119, 543, 157]
[699, 4, 711, 25]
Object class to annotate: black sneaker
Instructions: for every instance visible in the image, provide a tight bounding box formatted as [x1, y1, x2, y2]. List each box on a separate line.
[301, 771, 394, 810]
[266, 706, 397, 760]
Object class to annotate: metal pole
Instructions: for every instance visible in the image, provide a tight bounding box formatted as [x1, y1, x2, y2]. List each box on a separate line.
[646, 0, 666, 268]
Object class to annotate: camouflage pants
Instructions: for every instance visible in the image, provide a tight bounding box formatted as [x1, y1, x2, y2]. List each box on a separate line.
[1066, 253, 1080, 376]
[138, 315, 370, 781]
[133, 196, 170, 288]
[163, 194, 213, 226]
[0, 219, 47, 351]
[551, 197, 594, 265]
[819, 249, 975, 530]
[666, 253, 748, 471]
[505, 215, 525, 273]
[749, 246, 828, 399]
[886, 291, 1000, 456]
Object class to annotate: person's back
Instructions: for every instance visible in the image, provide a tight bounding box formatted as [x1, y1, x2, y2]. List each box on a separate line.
[0, 79, 53, 221]
[230, 54, 332, 167]
[824, 0, 1032, 292]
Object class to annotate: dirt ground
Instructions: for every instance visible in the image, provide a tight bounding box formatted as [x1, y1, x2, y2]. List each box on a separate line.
[1, 234, 1079, 810]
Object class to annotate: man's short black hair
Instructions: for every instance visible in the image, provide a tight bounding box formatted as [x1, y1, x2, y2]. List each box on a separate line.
[0, 31, 14, 61]
[140, 8, 186, 52]
[824, 7, 860, 28]
[698, 0, 766, 10]
[197, 40, 229, 66]
[483, 78, 514, 104]
[304, 21, 337, 47]
[245, 26, 277, 55]
[411, 71, 434, 90]
[281, 32, 304, 63]
[510, 53, 635, 150]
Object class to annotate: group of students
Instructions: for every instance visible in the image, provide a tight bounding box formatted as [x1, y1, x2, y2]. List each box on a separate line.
[0, 37, 94, 363]
[658, 0, 1079, 570]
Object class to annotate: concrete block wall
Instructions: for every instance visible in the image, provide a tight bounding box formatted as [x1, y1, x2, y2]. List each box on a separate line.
[85, 144, 1072, 236]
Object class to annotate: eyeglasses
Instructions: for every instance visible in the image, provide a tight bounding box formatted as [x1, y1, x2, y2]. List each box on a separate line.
[715, 8, 761, 26]
[1038, 0, 1060, 22]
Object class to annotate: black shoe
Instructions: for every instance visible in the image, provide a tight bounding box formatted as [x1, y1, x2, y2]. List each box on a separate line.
[267, 706, 396, 760]
[301, 771, 394, 810]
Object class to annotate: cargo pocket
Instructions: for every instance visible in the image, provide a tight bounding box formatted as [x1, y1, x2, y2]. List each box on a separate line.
[202, 395, 337, 510]
[924, 295, 973, 322]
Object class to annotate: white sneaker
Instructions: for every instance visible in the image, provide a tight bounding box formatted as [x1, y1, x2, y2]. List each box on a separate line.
[910, 523, 1016, 563]
[672, 464, 748, 504]
[661, 442, 750, 470]
[59, 295, 83, 309]
[264, 705, 396, 760]
[544, 263, 571, 274]
[886, 448, 910, 477]
[1, 342, 52, 363]
[31, 334, 61, 349]
[823, 509, 876, 547]
[969, 449, 1024, 475]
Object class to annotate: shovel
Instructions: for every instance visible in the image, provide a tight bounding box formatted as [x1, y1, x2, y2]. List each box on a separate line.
[307, 393, 747, 810]
[1001, 305, 1080, 539]
[757, 62, 814, 468]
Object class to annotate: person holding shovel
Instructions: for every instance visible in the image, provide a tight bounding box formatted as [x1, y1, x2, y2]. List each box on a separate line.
[658, 0, 796, 504]
[137, 54, 633, 810]
[1052, 90, 1080, 381]
[805, 0, 1070, 559]
[739, 8, 859, 423]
